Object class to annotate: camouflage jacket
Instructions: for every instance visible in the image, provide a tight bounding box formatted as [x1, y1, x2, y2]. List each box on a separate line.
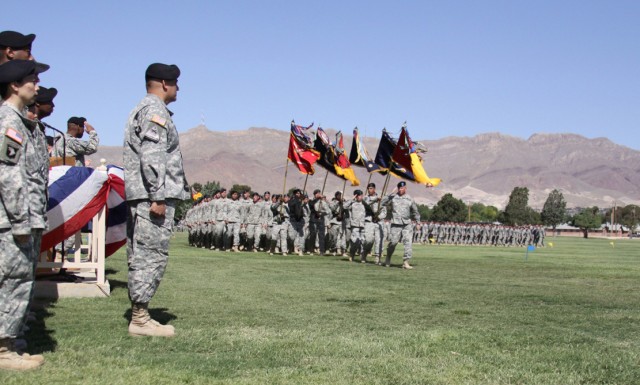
[123, 94, 190, 202]
[380, 193, 420, 225]
[52, 131, 99, 166]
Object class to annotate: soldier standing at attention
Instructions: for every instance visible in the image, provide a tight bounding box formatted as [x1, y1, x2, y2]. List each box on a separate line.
[123, 63, 190, 337]
[0, 59, 50, 370]
[380, 181, 420, 269]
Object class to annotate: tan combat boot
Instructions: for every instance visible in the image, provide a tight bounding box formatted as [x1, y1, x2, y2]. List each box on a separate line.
[402, 261, 414, 270]
[128, 303, 175, 337]
[0, 338, 44, 371]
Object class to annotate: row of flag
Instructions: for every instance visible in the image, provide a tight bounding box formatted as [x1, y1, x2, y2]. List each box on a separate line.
[287, 121, 441, 187]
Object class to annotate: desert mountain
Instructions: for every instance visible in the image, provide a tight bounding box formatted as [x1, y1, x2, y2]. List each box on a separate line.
[89, 126, 640, 209]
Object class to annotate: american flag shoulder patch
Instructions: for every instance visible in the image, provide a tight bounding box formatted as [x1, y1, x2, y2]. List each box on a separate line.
[150, 115, 167, 128]
[5, 128, 23, 145]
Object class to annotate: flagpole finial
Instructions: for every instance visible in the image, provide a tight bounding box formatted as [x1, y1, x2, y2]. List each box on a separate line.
[402, 121, 407, 129]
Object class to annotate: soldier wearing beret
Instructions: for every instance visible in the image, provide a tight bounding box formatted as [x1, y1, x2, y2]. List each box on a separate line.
[0, 31, 35, 64]
[123, 63, 190, 337]
[343, 189, 368, 262]
[51, 115, 99, 167]
[0, 59, 49, 370]
[380, 181, 420, 269]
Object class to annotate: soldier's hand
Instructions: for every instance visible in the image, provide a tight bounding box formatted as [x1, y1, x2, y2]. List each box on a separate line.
[84, 122, 96, 133]
[150, 201, 166, 217]
[14, 234, 31, 245]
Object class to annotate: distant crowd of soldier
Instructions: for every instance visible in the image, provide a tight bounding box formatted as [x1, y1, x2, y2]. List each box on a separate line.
[413, 222, 546, 247]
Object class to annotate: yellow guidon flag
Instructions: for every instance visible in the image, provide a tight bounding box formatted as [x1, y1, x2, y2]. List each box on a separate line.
[391, 124, 441, 187]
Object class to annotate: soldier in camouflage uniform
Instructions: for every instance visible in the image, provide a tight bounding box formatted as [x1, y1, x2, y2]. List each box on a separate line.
[224, 190, 244, 252]
[123, 63, 190, 337]
[380, 181, 420, 269]
[343, 189, 368, 262]
[309, 189, 330, 256]
[364, 183, 386, 264]
[213, 188, 228, 250]
[0, 59, 49, 370]
[328, 191, 346, 255]
[51, 116, 99, 167]
[245, 192, 267, 252]
[270, 194, 290, 255]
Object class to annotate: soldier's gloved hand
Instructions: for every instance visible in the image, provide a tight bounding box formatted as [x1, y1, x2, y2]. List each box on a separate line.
[150, 201, 166, 217]
[14, 234, 31, 245]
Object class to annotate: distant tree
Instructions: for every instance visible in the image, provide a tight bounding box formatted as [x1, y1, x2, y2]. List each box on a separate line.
[572, 206, 602, 238]
[201, 180, 221, 197]
[469, 203, 500, 223]
[417, 204, 431, 221]
[541, 189, 567, 231]
[175, 199, 195, 221]
[231, 184, 252, 194]
[191, 182, 202, 193]
[431, 193, 466, 222]
[619, 205, 640, 236]
[502, 187, 530, 225]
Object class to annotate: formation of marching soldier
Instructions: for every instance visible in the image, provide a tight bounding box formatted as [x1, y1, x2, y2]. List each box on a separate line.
[413, 222, 546, 247]
[183, 181, 547, 270]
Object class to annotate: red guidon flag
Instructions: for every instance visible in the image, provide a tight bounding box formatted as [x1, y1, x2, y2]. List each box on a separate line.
[288, 133, 320, 175]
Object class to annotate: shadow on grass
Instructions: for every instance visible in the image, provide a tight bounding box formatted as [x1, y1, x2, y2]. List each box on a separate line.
[27, 298, 58, 355]
[105, 268, 128, 293]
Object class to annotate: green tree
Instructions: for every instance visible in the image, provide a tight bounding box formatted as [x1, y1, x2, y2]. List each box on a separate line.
[469, 203, 500, 223]
[541, 189, 567, 231]
[502, 187, 530, 226]
[175, 199, 195, 221]
[619, 205, 639, 236]
[431, 193, 466, 222]
[572, 206, 602, 238]
[231, 184, 252, 194]
[191, 182, 202, 193]
[417, 204, 431, 221]
[201, 180, 221, 197]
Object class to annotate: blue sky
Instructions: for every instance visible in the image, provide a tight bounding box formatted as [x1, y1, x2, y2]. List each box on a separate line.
[5, 1, 639, 149]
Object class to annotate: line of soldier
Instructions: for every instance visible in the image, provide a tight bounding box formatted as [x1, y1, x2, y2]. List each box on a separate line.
[183, 181, 422, 270]
[413, 222, 546, 247]
[183, 184, 392, 260]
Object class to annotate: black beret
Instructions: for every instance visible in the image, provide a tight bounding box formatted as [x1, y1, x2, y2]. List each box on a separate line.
[145, 63, 180, 81]
[0, 60, 49, 83]
[334, 191, 342, 197]
[46, 135, 55, 146]
[367, 182, 376, 188]
[263, 191, 270, 195]
[354, 189, 363, 196]
[67, 116, 86, 126]
[219, 188, 227, 192]
[0, 31, 36, 48]
[313, 189, 321, 195]
[252, 192, 260, 197]
[35, 86, 57, 104]
[397, 181, 406, 188]
[293, 189, 301, 195]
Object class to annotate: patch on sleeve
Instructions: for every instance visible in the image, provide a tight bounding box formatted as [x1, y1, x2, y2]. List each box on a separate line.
[143, 125, 160, 143]
[5, 128, 23, 145]
[0, 129, 23, 164]
[151, 115, 167, 128]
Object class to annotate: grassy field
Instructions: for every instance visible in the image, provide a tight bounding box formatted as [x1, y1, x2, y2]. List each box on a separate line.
[2, 234, 639, 384]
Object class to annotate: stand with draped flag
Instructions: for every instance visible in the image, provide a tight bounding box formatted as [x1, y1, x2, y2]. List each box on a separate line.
[35, 160, 126, 298]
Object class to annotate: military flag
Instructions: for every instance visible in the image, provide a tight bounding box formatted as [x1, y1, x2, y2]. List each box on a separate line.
[349, 127, 380, 173]
[290, 120, 314, 148]
[392, 125, 441, 187]
[373, 129, 415, 180]
[314, 127, 359, 186]
[334, 131, 360, 186]
[288, 132, 321, 175]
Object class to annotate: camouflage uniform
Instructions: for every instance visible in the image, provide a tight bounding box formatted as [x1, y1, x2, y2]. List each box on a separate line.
[51, 130, 99, 166]
[0, 103, 47, 338]
[123, 93, 190, 304]
[381, 192, 420, 264]
[344, 198, 367, 261]
[309, 198, 330, 255]
[245, 200, 267, 250]
[224, 198, 243, 249]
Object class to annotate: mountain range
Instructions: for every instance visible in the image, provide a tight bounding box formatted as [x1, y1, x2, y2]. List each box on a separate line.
[88, 126, 640, 209]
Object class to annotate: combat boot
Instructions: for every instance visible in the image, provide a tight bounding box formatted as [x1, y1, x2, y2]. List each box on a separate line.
[402, 261, 414, 270]
[374, 256, 380, 265]
[128, 303, 175, 337]
[0, 338, 44, 371]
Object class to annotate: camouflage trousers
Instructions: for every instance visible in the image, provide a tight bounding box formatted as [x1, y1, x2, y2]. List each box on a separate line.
[0, 229, 35, 338]
[270, 222, 289, 253]
[213, 221, 225, 249]
[386, 223, 414, 262]
[328, 222, 346, 252]
[289, 219, 305, 252]
[224, 222, 240, 248]
[362, 221, 378, 257]
[349, 227, 365, 258]
[245, 223, 264, 250]
[127, 200, 176, 304]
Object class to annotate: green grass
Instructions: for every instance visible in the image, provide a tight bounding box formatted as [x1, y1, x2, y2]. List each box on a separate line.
[3, 235, 640, 384]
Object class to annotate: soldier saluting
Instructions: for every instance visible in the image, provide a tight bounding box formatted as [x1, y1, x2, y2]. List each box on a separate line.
[123, 63, 190, 337]
[380, 181, 420, 269]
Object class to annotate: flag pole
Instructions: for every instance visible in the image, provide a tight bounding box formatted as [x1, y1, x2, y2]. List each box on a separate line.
[376, 172, 392, 215]
[282, 158, 289, 197]
[302, 174, 309, 195]
[321, 169, 329, 195]
[366, 173, 372, 187]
